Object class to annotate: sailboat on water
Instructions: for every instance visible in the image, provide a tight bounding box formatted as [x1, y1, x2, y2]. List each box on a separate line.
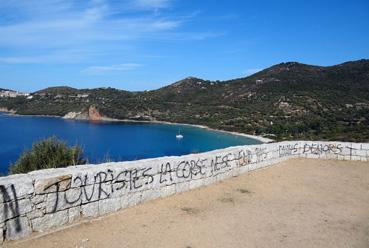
[176, 129, 183, 139]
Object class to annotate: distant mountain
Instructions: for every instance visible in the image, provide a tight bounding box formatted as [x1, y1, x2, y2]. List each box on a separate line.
[0, 88, 14, 92]
[1, 59, 368, 142]
[35, 86, 79, 95]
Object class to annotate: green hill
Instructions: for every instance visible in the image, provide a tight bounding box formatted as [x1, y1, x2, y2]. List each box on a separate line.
[1, 59, 369, 142]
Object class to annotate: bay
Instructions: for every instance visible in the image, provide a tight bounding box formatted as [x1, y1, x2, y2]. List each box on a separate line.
[0, 113, 262, 174]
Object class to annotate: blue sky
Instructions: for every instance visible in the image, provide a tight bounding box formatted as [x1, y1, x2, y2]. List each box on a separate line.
[0, 0, 369, 92]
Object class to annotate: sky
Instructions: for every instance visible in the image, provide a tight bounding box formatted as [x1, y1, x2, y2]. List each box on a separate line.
[0, 0, 369, 92]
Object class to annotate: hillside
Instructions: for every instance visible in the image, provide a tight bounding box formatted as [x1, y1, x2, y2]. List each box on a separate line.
[1, 59, 369, 142]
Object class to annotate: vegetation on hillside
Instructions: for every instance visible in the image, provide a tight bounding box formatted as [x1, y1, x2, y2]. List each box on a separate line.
[9, 137, 86, 174]
[1, 59, 369, 142]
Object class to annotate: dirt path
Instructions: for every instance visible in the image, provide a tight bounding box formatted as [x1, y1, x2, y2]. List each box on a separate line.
[4, 158, 369, 248]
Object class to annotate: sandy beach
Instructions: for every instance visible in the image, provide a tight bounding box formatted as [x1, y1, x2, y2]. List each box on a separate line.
[4, 158, 369, 248]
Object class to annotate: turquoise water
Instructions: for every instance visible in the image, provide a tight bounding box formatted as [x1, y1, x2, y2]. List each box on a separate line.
[0, 113, 261, 174]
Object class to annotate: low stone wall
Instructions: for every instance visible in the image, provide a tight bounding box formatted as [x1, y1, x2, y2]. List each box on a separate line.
[1, 141, 368, 242]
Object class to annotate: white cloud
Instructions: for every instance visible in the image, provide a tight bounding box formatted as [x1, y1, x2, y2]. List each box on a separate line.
[0, 49, 89, 64]
[133, 0, 172, 10]
[0, 0, 183, 50]
[81, 63, 142, 75]
[0, 55, 49, 64]
[0, 0, 222, 65]
[0, 17, 181, 48]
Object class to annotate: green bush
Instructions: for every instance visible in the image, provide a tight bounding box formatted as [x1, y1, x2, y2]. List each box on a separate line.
[10, 137, 86, 174]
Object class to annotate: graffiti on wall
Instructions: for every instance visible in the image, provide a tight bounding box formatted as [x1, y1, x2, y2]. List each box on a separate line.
[1, 141, 368, 241]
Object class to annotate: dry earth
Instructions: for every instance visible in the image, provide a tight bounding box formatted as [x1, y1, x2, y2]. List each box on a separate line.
[3, 158, 369, 248]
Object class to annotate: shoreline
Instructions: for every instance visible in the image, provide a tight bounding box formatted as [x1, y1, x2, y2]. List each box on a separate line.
[0, 111, 273, 143]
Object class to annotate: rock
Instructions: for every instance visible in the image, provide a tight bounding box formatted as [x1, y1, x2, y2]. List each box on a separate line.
[34, 174, 72, 194]
[82, 202, 99, 218]
[0, 198, 32, 223]
[88, 105, 102, 121]
[31, 194, 45, 205]
[5, 216, 32, 240]
[0, 175, 34, 202]
[0, 226, 3, 244]
[27, 209, 44, 220]
[63, 111, 88, 120]
[68, 206, 81, 223]
[98, 198, 121, 215]
[31, 211, 69, 232]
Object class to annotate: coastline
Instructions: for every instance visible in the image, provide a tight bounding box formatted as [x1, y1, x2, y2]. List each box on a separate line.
[0, 111, 274, 143]
[139, 120, 274, 143]
[0, 108, 15, 114]
[65, 115, 275, 143]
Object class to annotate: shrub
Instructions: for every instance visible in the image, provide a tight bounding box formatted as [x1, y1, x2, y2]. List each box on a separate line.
[10, 137, 86, 174]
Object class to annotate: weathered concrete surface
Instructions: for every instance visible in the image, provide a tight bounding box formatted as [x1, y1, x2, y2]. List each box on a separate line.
[0, 141, 368, 242]
[4, 158, 369, 248]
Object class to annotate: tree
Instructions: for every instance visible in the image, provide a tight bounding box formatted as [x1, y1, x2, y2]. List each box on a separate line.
[10, 137, 86, 174]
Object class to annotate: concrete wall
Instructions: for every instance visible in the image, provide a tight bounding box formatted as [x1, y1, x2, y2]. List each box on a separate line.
[1, 141, 368, 242]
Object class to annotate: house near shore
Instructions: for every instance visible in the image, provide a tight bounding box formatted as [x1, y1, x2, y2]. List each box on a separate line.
[0, 89, 29, 98]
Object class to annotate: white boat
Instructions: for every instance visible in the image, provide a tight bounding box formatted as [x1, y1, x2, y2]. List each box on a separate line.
[176, 130, 183, 139]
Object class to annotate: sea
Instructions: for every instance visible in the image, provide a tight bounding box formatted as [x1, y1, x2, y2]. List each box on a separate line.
[0, 113, 262, 175]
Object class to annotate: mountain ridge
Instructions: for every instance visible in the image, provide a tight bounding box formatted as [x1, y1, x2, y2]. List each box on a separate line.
[1, 59, 368, 142]
[3, 59, 369, 94]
